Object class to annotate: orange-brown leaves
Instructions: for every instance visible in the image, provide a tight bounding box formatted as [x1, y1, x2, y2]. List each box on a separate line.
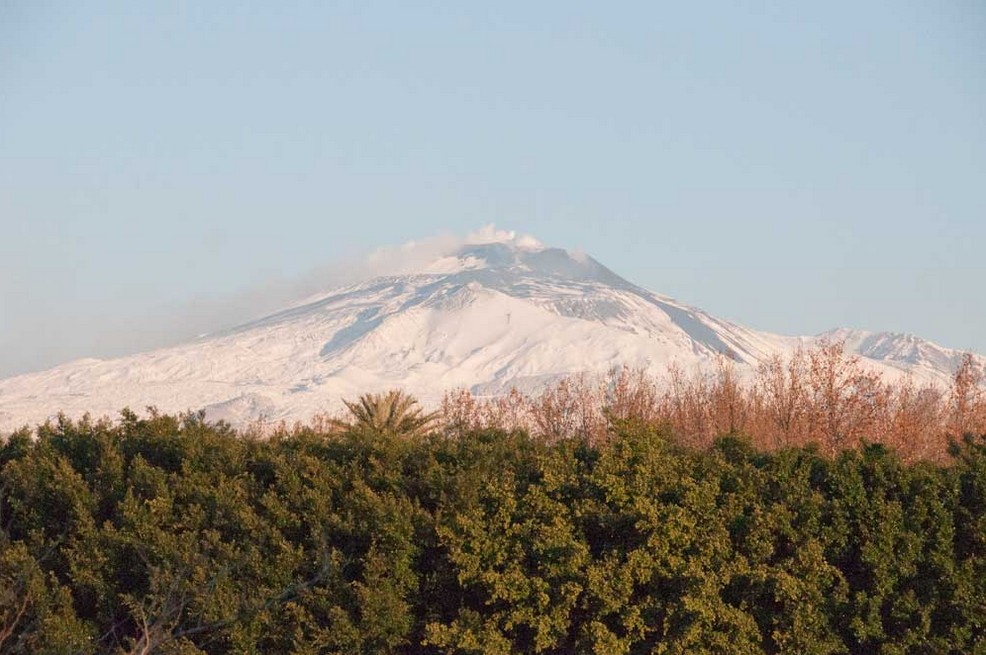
[438, 343, 986, 462]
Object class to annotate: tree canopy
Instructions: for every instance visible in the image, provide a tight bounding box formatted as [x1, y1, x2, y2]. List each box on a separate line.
[1, 409, 984, 653]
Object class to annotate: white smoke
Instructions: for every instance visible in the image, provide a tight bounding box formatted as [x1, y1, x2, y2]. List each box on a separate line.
[360, 224, 544, 278]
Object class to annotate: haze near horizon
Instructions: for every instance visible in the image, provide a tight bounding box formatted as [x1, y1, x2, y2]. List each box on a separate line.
[2, 1, 985, 377]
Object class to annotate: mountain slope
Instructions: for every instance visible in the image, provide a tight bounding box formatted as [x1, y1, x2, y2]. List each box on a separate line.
[0, 233, 981, 430]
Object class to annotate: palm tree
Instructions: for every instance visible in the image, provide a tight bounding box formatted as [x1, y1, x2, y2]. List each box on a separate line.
[339, 390, 438, 437]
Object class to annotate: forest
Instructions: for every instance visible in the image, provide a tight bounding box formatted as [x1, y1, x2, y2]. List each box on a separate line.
[2, 344, 986, 654]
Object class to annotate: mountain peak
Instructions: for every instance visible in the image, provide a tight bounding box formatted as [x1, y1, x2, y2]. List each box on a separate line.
[376, 225, 630, 289]
[417, 241, 633, 290]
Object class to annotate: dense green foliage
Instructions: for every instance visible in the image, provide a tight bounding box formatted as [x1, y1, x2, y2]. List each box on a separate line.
[1, 411, 985, 654]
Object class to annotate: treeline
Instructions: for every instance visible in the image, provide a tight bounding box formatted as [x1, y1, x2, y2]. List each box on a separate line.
[439, 344, 986, 462]
[2, 409, 986, 653]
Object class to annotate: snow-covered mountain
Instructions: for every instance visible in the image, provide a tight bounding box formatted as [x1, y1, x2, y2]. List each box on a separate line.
[0, 230, 982, 431]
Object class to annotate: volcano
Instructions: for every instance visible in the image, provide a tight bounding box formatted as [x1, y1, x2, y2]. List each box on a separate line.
[0, 230, 981, 430]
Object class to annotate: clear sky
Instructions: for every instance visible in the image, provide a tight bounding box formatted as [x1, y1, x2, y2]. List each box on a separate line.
[2, 1, 985, 377]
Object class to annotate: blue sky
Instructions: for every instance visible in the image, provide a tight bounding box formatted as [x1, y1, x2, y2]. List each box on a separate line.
[1, 1, 984, 376]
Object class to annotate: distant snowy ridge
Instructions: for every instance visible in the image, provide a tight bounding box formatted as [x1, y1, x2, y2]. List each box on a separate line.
[1, 230, 983, 431]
